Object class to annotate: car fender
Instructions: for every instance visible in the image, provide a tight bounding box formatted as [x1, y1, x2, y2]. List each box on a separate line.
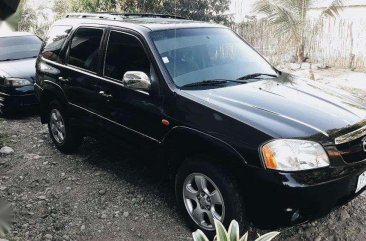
[39, 81, 68, 123]
[161, 126, 247, 175]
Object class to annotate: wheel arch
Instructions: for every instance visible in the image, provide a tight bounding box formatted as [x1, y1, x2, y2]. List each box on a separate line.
[161, 126, 248, 179]
[40, 82, 68, 123]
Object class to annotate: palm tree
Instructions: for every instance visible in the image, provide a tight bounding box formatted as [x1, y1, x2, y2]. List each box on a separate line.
[253, 0, 343, 63]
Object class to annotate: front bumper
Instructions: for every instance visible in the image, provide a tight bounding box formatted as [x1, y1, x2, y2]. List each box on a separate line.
[0, 85, 38, 113]
[243, 161, 366, 228]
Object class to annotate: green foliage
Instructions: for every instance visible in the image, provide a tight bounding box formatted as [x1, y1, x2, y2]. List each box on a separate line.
[192, 220, 279, 241]
[5, 0, 25, 30]
[18, 3, 49, 37]
[70, 0, 119, 12]
[56, 0, 232, 25]
[139, 0, 232, 24]
[253, 0, 343, 62]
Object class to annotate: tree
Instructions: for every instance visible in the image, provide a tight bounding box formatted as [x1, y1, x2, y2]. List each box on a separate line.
[70, 0, 120, 12]
[5, 0, 25, 30]
[18, 3, 49, 37]
[253, 0, 343, 63]
[136, 0, 232, 24]
[53, 0, 122, 19]
[59, 0, 232, 25]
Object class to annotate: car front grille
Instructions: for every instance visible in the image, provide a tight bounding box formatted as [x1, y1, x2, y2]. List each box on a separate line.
[337, 135, 366, 163]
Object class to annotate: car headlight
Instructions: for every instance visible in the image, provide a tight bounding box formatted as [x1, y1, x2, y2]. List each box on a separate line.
[4, 78, 32, 87]
[261, 139, 329, 171]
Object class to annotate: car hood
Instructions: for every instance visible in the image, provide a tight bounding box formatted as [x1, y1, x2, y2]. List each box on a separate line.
[0, 58, 37, 81]
[181, 73, 366, 142]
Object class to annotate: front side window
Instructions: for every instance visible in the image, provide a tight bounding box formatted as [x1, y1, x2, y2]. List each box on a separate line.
[104, 31, 150, 81]
[42, 25, 72, 62]
[68, 28, 103, 72]
[150, 28, 277, 87]
[0, 35, 42, 61]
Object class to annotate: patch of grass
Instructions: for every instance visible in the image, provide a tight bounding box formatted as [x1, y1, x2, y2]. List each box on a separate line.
[0, 133, 10, 148]
[0, 118, 7, 148]
[0, 233, 19, 241]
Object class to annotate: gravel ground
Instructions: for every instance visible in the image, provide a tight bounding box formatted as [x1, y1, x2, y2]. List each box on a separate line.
[0, 69, 366, 241]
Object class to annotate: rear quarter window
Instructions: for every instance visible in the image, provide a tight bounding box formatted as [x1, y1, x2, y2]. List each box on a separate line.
[41, 25, 72, 63]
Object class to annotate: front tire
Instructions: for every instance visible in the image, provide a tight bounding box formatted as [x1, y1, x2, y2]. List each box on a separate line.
[47, 100, 82, 153]
[175, 157, 247, 237]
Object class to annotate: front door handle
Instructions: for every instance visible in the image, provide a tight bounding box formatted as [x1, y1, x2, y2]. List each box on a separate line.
[58, 77, 69, 83]
[99, 91, 113, 99]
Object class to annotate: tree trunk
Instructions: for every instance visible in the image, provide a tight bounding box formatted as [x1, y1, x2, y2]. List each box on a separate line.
[297, 44, 305, 63]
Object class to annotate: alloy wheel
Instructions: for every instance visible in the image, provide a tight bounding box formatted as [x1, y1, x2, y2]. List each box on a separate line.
[50, 109, 66, 144]
[182, 173, 225, 230]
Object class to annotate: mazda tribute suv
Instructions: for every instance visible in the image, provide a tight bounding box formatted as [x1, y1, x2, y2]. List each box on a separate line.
[35, 13, 366, 235]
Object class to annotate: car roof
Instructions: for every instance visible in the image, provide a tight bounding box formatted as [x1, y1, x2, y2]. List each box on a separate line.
[55, 13, 227, 32]
[0, 31, 36, 38]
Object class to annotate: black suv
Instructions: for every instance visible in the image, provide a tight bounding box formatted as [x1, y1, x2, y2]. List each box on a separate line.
[35, 13, 366, 234]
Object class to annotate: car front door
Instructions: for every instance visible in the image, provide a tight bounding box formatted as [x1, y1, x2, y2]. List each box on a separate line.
[96, 30, 166, 144]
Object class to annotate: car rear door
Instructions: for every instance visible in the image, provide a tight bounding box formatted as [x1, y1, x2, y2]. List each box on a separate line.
[96, 29, 166, 144]
[61, 26, 106, 127]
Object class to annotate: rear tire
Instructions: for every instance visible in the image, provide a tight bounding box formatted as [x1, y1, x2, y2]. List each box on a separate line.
[47, 100, 82, 153]
[175, 157, 247, 238]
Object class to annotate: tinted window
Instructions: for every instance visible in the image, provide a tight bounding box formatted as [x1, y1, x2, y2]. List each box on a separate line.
[0, 35, 42, 61]
[42, 25, 72, 62]
[68, 28, 103, 72]
[104, 31, 150, 81]
[150, 28, 277, 87]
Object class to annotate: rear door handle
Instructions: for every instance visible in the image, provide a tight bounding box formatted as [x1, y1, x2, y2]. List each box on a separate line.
[58, 77, 69, 83]
[99, 91, 113, 99]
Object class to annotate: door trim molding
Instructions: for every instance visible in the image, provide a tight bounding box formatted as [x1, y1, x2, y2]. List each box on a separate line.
[41, 57, 149, 95]
[69, 102, 161, 144]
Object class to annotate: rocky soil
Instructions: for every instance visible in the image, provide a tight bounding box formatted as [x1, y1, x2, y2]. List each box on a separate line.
[0, 69, 365, 241]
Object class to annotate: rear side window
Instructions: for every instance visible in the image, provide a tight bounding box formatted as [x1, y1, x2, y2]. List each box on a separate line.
[42, 25, 72, 62]
[104, 31, 150, 81]
[67, 28, 103, 72]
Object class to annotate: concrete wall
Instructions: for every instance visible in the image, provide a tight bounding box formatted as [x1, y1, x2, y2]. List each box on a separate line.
[0, 21, 13, 33]
[308, 5, 366, 20]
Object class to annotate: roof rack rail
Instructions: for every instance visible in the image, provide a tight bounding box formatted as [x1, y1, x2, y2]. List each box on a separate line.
[65, 12, 186, 20]
[117, 13, 186, 19]
[65, 13, 122, 20]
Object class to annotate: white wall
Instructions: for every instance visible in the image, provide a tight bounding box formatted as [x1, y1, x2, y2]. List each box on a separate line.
[229, 0, 256, 23]
[308, 6, 366, 20]
[0, 21, 14, 33]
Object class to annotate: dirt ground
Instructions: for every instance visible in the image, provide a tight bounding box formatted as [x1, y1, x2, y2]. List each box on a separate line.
[0, 68, 366, 241]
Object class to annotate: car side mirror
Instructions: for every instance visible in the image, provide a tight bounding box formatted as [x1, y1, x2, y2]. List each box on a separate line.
[122, 71, 151, 92]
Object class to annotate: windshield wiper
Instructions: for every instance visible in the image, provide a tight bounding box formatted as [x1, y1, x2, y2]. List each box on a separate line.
[181, 79, 249, 88]
[1, 59, 18, 62]
[0, 56, 37, 62]
[1, 58, 23, 62]
[182, 79, 230, 88]
[237, 73, 278, 80]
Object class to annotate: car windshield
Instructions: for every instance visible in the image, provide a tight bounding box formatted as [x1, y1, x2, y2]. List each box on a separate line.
[150, 28, 277, 87]
[0, 35, 42, 61]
